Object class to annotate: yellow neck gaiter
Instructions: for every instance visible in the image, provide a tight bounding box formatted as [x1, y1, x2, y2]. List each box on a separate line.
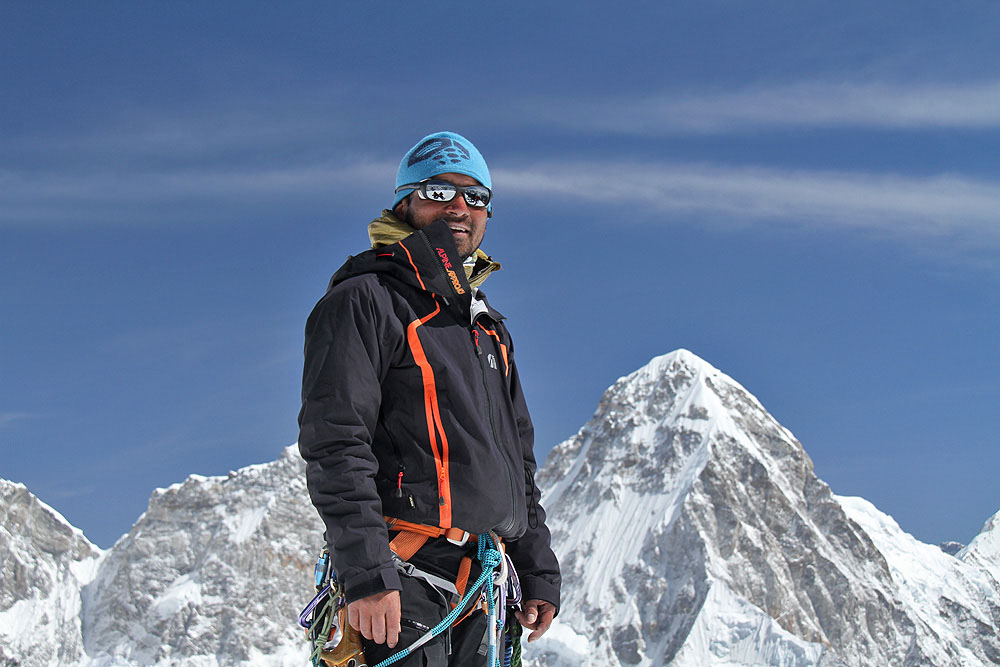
[367, 210, 501, 289]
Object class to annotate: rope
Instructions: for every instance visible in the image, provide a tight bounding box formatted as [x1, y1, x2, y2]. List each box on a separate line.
[372, 533, 503, 667]
[308, 589, 338, 666]
[505, 618, 523, 667]
[486, 549, 499, 667]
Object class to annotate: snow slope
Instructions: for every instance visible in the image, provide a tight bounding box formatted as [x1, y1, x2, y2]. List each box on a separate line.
[959, 509, 1000, 588]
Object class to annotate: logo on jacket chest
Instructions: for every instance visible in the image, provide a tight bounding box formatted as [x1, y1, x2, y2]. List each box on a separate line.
[436, 248, 466, 295]
[487, 353, 498, 370]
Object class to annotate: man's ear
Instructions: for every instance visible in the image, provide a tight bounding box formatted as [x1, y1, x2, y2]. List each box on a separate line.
[393, 198, 408, 219]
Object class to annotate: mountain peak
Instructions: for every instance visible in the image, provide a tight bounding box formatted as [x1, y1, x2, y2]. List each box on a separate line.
[0, 478, 101, 559]
[613, 348, 719, 395]
[533, 351, 1000, 666]
[959, 508, 1000, 585]
[0, 478, 102, 664]
[540, 348, 797, 503]
[603, 348, 768, 426]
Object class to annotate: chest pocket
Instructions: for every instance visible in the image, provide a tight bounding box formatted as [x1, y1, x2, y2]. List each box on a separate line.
[473, 321, 510, 377]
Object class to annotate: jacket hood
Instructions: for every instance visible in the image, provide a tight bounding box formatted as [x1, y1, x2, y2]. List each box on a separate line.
[368, 211, 501, 289]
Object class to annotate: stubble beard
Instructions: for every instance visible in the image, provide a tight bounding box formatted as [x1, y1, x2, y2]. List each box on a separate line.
[399, 206, 478, 261]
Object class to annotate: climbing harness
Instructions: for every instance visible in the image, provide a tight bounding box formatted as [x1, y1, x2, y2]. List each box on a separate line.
[371, 526, 501, 667]
[299, 520, 526, 667]
[298, 548, 367, 667]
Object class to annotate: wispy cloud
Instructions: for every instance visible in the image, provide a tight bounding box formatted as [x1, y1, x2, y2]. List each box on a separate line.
[4, 78, 999, 235]
[0, 160, 393, 225]
[0, 412, 37, 428]
[514, 80, 1000, 133]
[6, 153, 998, 258]
[36, 484, 100, 502]
[496, 161, 1000, 245]
[0, 94, 399, 225]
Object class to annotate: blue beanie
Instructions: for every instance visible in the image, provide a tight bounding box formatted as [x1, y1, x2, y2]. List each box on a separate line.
[393, 131, 492, 209]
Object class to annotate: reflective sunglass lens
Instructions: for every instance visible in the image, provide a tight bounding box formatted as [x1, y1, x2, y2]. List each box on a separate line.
[423, 183, 458, 202]
[462, 186, 490, 208]
[411, 181, 491, 208]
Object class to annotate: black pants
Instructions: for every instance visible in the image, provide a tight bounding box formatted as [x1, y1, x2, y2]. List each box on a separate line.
[362, 538, 489, 667]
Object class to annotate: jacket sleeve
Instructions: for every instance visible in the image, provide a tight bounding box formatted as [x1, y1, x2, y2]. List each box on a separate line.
[298, 276, 405, 602]
[503, 347, 562, 611]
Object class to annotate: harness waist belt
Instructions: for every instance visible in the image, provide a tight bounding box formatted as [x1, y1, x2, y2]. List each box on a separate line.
[384, 517, 476, 555]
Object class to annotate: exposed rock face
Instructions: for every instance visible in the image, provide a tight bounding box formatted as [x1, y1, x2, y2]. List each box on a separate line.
[2, 449, 319, 667]
[530, 349, 1000, 666]
[0, 480, 102, 667]
[79, 446, 317, 666]
[3, 350, 998, 666]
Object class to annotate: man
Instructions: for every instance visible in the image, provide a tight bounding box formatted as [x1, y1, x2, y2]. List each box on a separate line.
[298, 131, 560, 665]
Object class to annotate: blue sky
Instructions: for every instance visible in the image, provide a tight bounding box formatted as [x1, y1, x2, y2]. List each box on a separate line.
[2, 2, 998, 550]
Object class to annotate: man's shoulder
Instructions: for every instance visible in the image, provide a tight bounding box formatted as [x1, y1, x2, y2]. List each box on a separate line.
[313, 272, 392, 315]
[306, 273, 402, 340]
[312, 257, 422, 320]
[328, 271, 383, 294]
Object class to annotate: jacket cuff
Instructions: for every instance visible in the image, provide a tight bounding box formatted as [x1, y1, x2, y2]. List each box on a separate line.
[343, 563, 403, 604]
[519, 575, 560, 615]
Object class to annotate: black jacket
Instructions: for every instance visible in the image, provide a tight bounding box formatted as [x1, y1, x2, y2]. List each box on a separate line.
[298, 219, 560, 608]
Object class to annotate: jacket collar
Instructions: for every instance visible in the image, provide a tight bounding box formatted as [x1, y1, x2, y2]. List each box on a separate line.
[368, 210, 501, 289]
[331, 217, 505, 321]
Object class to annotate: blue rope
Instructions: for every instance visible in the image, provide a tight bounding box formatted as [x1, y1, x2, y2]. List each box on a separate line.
[483, 535, 500, 667]
[373, 534, 503, 667]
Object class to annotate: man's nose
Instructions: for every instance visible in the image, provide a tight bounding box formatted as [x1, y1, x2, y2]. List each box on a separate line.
[444, 193, 470, 214]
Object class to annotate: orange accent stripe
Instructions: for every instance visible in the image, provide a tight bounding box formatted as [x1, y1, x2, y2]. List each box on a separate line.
[398, 240, 427, 291]
[477, 324, 510, 376]
[406, 303, 453, 528]
[455, 556, 472, 598]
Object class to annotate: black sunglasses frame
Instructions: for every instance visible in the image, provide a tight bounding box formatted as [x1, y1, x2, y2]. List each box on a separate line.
[395, 179, 493, 210]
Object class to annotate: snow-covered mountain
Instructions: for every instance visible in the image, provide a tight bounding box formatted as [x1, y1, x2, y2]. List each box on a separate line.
[2, 448, 318, 667]
[1, 480, 101, 665]
[2, 349, 998, 666]
[78, 447, 316, 666]
[529, 349, 1000, 666]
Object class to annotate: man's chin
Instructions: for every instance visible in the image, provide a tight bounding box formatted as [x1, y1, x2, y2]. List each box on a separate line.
[452, 237, 471, 260]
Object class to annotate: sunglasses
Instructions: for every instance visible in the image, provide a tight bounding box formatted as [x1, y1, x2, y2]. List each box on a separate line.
[395, 179, 492, 209]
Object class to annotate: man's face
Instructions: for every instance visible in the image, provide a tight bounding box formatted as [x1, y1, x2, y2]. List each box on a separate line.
[394, 172, 488, 261]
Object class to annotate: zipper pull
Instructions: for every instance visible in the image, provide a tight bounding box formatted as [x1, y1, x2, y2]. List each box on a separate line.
[472, 329, 482, 356]
[396, 468, 404, 498]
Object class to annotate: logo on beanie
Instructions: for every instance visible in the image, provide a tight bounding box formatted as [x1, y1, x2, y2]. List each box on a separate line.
[408, 138, 472, 168]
